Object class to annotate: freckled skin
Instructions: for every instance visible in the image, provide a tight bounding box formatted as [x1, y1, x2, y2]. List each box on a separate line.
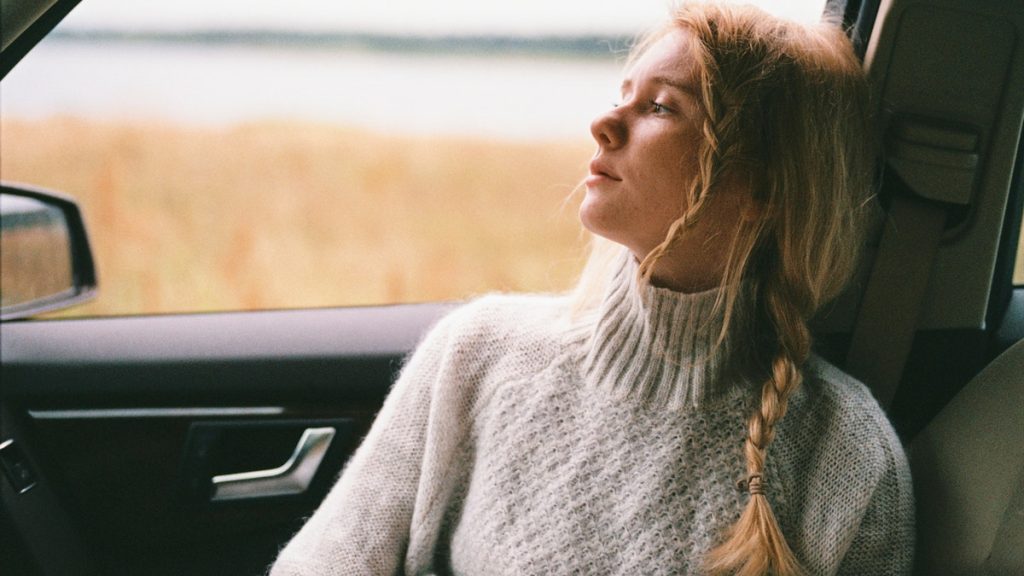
[581, 30, 749, 293]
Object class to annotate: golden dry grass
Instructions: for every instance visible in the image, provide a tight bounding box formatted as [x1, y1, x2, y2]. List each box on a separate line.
[1, 117, 595, 317]
[1017, 220, 1024, 285]
[1, 225, 73, 307]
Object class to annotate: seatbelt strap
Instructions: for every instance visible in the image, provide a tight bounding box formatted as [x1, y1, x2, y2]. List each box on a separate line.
[845, 194, 947, 409]
[845, 115, 981, 410]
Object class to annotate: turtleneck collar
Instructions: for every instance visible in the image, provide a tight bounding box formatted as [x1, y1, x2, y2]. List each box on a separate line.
[576, 248, 754, 411]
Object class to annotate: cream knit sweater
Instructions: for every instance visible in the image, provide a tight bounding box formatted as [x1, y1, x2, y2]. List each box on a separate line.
[270, 252, 914, 575]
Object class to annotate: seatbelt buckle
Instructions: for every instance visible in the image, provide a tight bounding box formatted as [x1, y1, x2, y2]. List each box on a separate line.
[886, 115, 981, 206]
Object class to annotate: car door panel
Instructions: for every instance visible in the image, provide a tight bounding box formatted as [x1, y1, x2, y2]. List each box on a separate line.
[1, 404, 93, 576]
[1, 302, 455, 575]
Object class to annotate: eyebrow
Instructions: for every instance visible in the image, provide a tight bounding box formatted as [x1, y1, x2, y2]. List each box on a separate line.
[620, 76, 699, 98]
[654, 76, 699, 96]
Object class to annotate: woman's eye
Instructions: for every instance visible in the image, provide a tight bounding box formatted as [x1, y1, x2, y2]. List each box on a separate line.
[650, 101, 671, 114]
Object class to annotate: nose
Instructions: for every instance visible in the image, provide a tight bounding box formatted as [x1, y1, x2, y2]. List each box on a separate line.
[590, 107, 625, 150]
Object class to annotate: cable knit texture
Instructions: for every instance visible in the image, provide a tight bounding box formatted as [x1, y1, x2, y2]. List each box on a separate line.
[270, 250, 914, 576]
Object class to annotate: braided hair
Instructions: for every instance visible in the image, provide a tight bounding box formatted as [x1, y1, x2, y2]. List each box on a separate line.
[627, 3, 874, 574]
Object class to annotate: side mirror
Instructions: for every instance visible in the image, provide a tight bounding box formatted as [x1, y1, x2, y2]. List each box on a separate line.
[0, 183, 97, 321]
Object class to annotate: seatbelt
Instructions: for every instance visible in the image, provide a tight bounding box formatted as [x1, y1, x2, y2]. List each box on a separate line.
[845, 194, 946, 408]
[845, 116, 980, 410]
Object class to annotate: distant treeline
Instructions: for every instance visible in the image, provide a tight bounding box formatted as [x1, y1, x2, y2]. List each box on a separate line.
[50, 29, 634, 57]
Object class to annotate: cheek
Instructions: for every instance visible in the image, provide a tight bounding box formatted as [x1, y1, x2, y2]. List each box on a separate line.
[638, 124, 696, 175]
[644, 167, 690, 220]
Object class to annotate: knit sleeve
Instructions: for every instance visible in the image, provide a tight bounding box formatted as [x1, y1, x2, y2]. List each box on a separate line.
[836, 422, 916, 575]
[268, 311, 459, 576]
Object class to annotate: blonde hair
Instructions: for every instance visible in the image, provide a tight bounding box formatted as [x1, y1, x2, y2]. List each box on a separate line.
[574, 2, 873, 574]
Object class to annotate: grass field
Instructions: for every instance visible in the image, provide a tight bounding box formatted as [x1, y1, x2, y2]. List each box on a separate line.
[1017, 218, 1024, 285]
[1, 117, 595, 317]
[3, 117, 1023, 318]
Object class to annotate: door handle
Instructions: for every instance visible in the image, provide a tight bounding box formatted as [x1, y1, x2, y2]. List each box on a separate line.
[210, 426, 336, 501]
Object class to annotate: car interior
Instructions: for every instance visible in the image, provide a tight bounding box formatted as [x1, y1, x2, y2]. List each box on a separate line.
[1, 0, 1022, 574]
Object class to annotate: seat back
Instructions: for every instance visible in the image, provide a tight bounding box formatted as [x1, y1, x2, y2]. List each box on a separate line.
[909, 339, 1024, 575]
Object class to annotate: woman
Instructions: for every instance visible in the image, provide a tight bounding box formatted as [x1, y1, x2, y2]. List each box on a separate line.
[271, 3, 914, 575]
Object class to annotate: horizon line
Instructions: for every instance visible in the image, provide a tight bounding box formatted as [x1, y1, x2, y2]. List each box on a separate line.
[50, 29, 636, 57]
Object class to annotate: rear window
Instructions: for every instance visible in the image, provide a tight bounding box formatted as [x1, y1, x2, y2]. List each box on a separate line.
[1015, 208, 1024, 285]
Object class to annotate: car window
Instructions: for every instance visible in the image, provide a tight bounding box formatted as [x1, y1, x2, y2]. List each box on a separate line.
[0, 0, 827, 317]
[1015, 208, 1024, 285]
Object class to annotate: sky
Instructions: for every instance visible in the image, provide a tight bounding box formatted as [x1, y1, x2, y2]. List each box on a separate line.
[59, 0, 829, 35]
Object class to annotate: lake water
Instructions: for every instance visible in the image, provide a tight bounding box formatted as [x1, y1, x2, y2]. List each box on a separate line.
[1, 38, 626, 140]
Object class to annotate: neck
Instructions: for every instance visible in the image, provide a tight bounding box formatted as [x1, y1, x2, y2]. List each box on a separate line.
[579, 248, 755, 411]
[644, 259, 725, 293]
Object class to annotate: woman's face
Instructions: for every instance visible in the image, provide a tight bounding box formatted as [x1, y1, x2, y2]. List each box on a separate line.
[580, 29, 704, 258]
[581, 28, 750, 291]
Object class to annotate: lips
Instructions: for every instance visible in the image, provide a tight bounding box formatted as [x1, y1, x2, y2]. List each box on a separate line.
[588, 159, 622, 182]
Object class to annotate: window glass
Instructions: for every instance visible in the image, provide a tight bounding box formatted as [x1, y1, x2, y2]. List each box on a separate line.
[1015, 208, 1024, 285]
[0, 0, 827, 317]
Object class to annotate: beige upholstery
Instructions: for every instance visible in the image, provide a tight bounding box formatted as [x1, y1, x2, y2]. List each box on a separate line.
[909, 339, 1024, 575]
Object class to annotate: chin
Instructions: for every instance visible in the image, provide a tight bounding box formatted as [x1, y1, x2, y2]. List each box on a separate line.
[578, 205, 626, 251]
[578, 196, 652, 259]
[577, 196, 606, 237]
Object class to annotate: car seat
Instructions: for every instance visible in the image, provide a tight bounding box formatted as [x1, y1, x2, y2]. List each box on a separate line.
[908, 338, 1024, 575]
